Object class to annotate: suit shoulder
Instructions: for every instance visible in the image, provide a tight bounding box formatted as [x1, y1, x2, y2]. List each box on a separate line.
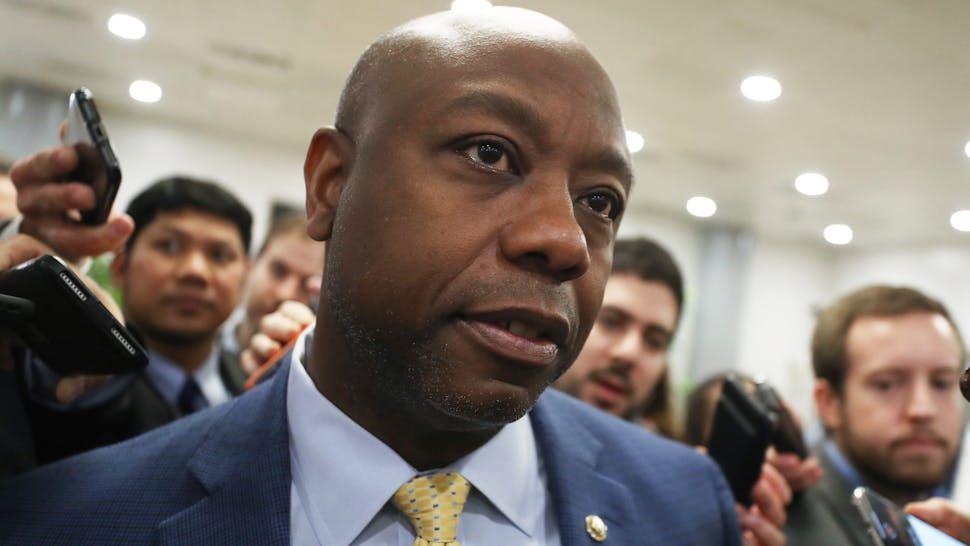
[537, 389, 724, 478]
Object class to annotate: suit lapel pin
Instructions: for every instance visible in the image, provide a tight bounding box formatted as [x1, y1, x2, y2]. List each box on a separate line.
[585, 514, 608, 542]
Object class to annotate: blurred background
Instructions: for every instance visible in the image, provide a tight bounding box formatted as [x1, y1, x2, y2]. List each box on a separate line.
[1, 0, 969, 428]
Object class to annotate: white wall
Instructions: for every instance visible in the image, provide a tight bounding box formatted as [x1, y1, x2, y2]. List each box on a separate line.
[101, 106, 309, 248]
[735, 238, 832, 427]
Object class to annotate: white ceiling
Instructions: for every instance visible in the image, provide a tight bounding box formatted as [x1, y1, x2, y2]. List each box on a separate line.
[1, 0, 969, 249]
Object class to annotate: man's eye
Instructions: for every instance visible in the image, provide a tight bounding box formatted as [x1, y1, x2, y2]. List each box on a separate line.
[579, 192, 622, 221]
[459, 140, 513, 172]
[154, 238, 182, 254]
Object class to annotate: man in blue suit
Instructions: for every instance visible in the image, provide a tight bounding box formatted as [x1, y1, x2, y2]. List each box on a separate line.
[1, 7, 770, 545]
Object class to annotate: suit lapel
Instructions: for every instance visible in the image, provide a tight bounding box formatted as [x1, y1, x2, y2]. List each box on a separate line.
[219, 349, 248, 395]
[814, 447, 873, 545]
[157, 359, 294, 545]
[531, 393, 638, 545]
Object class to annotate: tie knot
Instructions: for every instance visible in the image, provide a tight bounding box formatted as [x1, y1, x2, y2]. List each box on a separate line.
[392, 472, 471, 546]
[177, 377, 207, 415]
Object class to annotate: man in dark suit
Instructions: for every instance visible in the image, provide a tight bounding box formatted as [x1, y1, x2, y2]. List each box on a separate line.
[17, 176, 252, 465]
[2, 7, 766, 544]
[785, 285, 966, 545]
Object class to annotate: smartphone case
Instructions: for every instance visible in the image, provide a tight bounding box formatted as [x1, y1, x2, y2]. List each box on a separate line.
[0, 254, 147, 375]
[65, 87, 122, 226]
[706, 374, 773, 505]
[754, 381, 808, 458]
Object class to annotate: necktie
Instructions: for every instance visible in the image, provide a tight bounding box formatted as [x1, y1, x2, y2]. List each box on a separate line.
[176, 377, 207, 415]
[392, 472, 471, 546]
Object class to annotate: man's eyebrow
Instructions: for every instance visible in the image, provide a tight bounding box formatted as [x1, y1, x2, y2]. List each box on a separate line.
[442, 91, 634, 188]
[589, 148, 635, 191]
[441, 91, 549, 145]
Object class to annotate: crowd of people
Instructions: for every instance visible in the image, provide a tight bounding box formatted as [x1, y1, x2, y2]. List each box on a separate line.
[0, 6, 969, 545]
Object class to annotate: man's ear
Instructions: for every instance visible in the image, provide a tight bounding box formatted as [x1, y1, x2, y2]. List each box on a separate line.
[109, 250, 128, 288]
[304, 127, 352, 241]
[814, 378, 842, 433]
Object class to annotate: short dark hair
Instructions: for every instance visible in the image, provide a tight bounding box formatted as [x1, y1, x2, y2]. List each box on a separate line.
[255, 213, 311, 257]
[125, 176, 252, 253]
[612, 238, 684, 319]
[812, 285, 966, 393]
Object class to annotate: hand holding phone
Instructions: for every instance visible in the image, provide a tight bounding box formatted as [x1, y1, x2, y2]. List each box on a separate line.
[706, 374, 773, 505]
[63, 87, 122, 226]
[853, 487, 967, 546]
[0, 254, 147, 375]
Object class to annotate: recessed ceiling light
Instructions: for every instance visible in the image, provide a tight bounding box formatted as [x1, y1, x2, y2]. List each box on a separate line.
[686, 196, 717, 218]
[951, 210, 970, 232]
[129, 80, 162, 103]
[451, 0, 492, 10]
[794, 172, 829, 196]
[740, 75, 782, 102]
[625, 130, 644, 154]
[823, 224, 853, 245]
[108, 14, 146, 40]
[964, 140, 970, 159]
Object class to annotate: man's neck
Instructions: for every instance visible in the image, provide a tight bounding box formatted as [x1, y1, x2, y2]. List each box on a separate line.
[307, 320, 501, 471]
[146, 336, 216, 374]
[859, 469, 935, 507]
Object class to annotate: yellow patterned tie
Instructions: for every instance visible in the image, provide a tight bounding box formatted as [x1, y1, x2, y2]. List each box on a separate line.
[392, 472, 472, 546]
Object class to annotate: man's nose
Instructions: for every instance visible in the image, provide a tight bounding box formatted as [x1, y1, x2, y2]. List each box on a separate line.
[906, 380, 936, 420]
[498, 179, 590, 282]
[176, 249, 211, 280]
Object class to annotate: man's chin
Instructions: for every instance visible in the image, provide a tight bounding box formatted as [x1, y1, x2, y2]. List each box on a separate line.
[886, 460, 951, 490]
[426, 384, 539, 432]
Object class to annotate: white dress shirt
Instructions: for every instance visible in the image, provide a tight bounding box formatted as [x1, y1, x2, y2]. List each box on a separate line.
[286, 328, 561, 545]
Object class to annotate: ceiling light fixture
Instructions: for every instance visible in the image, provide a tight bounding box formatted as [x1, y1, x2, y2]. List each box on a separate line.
[686, 196, 717, 218]
[740, 75, 782, 102]
[451, 0, 492, 10]
[108, 13, 146, 40]
[625, 130, 644, 154]
[823, 224, 853, 245]
[794, 172, 829, 196]
[129, 80, 162, 103]
[950, 210, 970, 232]
[964, 140, 970, 159]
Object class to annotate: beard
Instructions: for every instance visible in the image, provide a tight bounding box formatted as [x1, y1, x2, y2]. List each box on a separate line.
[326, 271, 575, 433]
[839, 420, 956, 491]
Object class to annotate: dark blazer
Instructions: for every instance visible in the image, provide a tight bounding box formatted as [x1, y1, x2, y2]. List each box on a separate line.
[0, 358, 742, 545]
[783, 446, 872, 546]
[23, 349, 247, 466]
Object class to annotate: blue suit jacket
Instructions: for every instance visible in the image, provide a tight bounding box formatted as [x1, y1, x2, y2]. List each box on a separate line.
[0, 359, 741, 545]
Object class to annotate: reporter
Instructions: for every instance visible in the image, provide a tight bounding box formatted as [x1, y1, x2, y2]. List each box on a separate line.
[0, 233, 118, 477]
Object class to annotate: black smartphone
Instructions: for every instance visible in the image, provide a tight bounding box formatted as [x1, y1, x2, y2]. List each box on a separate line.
[852, 486, 966, 546]
[754, 381, 808, 458]
[64, 87, 122, 226]
[0, 254, 147, 375]
[706, 373, 773, 505]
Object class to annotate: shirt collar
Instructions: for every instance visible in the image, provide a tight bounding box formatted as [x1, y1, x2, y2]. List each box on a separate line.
[286, 326, 542, 545]
[143, 344, 221, 406]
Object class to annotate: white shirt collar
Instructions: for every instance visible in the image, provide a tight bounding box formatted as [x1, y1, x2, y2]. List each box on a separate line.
[286, 327, 543, 545]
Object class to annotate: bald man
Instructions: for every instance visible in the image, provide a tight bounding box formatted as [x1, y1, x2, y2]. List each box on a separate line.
[1, 8, 764, 544]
